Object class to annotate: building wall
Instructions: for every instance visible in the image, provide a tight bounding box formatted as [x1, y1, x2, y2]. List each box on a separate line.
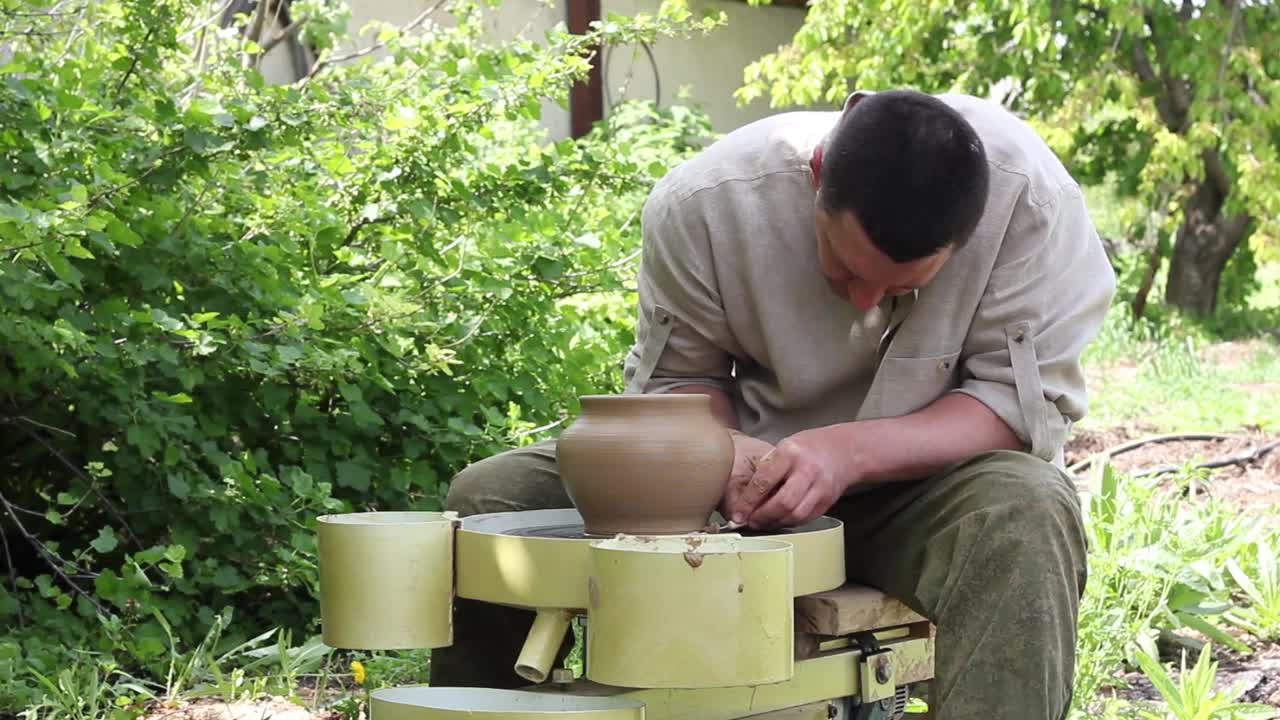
[258, 0, 819, 139]
[599, 0, 813, 135]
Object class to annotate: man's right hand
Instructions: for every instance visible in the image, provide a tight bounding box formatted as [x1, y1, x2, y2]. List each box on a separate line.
[719, 430, 776, 525]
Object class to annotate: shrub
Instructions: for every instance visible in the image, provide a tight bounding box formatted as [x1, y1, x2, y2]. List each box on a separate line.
[0, 0, 717, 711]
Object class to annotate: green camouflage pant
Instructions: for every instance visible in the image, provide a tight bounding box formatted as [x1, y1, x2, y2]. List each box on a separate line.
[429, 439, 1087, 720]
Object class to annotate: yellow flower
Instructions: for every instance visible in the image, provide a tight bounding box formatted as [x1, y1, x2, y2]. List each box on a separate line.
[351, 660, 366, 685]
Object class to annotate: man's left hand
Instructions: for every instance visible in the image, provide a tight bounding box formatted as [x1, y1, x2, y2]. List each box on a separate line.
[728, 427, 858, 529]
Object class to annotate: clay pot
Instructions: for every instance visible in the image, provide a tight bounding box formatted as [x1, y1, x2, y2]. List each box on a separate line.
[556, 393, 734, 536]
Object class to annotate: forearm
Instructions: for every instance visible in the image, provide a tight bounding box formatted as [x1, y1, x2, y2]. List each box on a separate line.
[665, 383, 740, 430]
[836, 391, 1023, 487]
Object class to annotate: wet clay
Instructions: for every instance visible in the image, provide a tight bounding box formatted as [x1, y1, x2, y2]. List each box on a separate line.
[556, 393, 734, 535]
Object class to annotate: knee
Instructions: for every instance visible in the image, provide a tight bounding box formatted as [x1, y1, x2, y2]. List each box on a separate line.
[973, 452, 1082, 533]
[444, 456, 502, 516]
[444, 451, 523, 516]
[958, 452, 1087, 585]
[443, 441, 566, 517]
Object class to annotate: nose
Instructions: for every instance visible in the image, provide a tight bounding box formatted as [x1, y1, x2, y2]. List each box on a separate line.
[846, 282, 884, 311]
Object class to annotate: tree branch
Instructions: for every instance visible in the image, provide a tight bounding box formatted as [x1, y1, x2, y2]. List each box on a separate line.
[304, 0, 448, 80]
[1132, 438, 1280, 479]
[1201, 149, 1231, 200]
[1129, 40, 1182, 130]
[1215, 211, 1251, 256]
[0, 489, 107, 617]
[258, 13, 307, 57]
[5, 416, 143, 550]
[114, 25, 157, 97]
[240, 0, 269, 68]
[1136, 8, 1192, 132]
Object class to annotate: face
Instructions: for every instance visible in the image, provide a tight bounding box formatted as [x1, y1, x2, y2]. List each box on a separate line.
[813, 198, 951, 311]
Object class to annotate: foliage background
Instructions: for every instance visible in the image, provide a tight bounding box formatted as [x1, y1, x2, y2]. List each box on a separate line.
[738, 0, 1280, 322]
[0, 0, 717, 713]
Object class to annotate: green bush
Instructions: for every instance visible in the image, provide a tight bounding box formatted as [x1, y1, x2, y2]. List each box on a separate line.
[0, 0, 717, 712]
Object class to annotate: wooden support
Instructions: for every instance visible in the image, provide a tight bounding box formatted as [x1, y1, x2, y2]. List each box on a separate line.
[794, 584, 927, 636]
[565, 0, 603, 137]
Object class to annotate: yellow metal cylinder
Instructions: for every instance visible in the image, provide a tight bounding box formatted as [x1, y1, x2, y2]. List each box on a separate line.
[585, 534, 794, 688]
[515, 608, 574, 683]
[370, 687, 645, 719]
[317, 511, 456, 650]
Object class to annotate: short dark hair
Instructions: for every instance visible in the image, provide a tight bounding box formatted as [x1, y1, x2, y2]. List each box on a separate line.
[820, 90, 990, 262]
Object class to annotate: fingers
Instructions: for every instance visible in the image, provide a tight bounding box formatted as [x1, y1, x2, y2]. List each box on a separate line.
[785, 493, 821, 527]
[746, 468, 813, 528]
[730, 447, 788, 524]
[722, 438, 762, 520]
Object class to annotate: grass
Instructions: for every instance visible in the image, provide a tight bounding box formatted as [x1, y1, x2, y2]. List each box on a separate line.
[1072, 458, 1280, 720]
[1080, 308, 1280, 433]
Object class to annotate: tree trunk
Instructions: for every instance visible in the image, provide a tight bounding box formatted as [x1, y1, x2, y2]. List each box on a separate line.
[1164, 161, 1253, 317]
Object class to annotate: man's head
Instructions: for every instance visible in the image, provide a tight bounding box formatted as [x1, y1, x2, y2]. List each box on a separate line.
[810, 89, 989, 310]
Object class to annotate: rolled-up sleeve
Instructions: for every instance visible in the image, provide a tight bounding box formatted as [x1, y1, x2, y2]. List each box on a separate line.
[622, 186, 741, 395]
[951, 181, 1116, 462]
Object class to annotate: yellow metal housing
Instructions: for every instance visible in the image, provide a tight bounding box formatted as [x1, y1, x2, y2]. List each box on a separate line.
[530, 636, 934, 720]
[317, 511, 456, 650]
[585, 534, 794, 688]
[455, 509, 844, 610]
[370, 687, 645, 719]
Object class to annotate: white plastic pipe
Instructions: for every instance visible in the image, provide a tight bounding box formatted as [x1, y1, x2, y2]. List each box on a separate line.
[514, 608, 573, 683]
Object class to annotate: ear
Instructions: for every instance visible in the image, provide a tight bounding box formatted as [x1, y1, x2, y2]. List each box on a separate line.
[842, 89, 876, 116]
[809, 144, 823, 190]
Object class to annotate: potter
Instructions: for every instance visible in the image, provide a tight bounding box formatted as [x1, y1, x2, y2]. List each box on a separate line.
[436, 87, 1114, 720]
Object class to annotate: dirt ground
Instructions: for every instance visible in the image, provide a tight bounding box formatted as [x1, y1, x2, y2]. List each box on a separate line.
[1098, 638, 1280, 709]
[1064, 422, 1280, 708]
[1065, 422, 1280, 516]
[136, 696, 343, 720]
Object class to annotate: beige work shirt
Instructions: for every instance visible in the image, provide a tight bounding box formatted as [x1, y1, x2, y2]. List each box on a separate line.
[621, 92, 1116, 467]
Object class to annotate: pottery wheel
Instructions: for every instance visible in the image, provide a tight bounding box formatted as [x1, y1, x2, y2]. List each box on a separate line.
[495, 516, 840, 540]
[455, 509, 846, 610]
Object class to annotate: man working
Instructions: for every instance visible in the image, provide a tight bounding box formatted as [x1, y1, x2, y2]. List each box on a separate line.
[431, 89, 1116, 720]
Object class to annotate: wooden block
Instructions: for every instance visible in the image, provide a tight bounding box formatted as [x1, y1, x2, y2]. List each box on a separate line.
[794, 632, 826, 660]
[794, 584, 927, 636]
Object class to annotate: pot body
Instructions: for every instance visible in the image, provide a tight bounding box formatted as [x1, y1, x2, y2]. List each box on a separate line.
[556, 393, 733, 535]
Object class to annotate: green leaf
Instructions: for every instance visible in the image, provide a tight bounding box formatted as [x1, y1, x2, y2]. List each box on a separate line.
[385, 105, 419, 130]
[1175, 612, 1253, 654]
[35, 575, 56, 598]
[0, 587, 18, 617]
[44, 253, 83, 286]
[167, 473, 191, 499]
[352, 402, 384, 428]
[338, 381, 363, 403]
[211, 565, 243, 588]
[106, 217, 143, 247]
[91, 527, 119, 554]
[127, 424, 161, 456]
[335, 461, 371, 491]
